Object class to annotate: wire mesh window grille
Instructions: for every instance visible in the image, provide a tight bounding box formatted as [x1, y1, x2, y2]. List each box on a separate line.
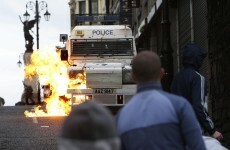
[193, 0, 208, 78]
[71, 38, 134, 56]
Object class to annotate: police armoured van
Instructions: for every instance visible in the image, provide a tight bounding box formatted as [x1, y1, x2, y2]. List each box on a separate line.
[61, 25, 137, 108]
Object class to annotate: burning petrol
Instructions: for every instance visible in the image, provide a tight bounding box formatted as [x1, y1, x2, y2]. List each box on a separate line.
[24, 47, 86, 117]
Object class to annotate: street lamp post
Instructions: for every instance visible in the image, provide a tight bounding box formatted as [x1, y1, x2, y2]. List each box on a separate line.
[160, 0, 174, 92]
[23, 0, 51, 49]
[22, 0, 50, 104]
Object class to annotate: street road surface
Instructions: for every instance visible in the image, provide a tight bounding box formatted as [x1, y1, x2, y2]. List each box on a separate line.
[0, 106, 65, 150]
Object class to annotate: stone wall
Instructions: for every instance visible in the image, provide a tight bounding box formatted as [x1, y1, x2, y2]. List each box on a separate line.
[21, 52, 39, 104]
[207, 0, 230, 148]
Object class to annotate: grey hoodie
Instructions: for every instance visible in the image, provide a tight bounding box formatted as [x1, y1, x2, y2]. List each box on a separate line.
[58, 101, 120, 150]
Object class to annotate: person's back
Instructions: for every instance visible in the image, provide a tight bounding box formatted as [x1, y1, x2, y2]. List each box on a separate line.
[117, 87, 205, 150]
[171, 43, 207, 105]
[58, 101, 120, 150]
[171, 67, 203, 103]
[171, 43, 223, 140]
[116, 51, 206, 150]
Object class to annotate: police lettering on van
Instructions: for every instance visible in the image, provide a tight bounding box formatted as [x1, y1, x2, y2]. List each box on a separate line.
[92, 30, 113, 36]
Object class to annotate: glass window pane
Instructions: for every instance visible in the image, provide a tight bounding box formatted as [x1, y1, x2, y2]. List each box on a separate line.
[79, 1, 86, 14]
[91, 0, 98, 14]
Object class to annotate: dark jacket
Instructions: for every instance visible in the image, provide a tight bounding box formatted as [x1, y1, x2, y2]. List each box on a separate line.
[171, 43, 215, 135]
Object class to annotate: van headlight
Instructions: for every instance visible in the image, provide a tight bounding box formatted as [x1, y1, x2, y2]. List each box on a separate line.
[68, 67, 86, 88]
[122, 67, 134, 84]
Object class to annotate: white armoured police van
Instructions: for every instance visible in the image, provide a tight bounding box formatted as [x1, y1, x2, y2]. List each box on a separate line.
[61, 25, 137, 107]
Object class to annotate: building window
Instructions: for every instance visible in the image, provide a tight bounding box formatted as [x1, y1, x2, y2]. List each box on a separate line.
[91, 0, 98, 14]
[79, 1, 86, 15]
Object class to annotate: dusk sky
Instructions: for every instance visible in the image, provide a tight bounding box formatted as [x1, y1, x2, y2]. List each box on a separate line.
[0, 0, 70, 106]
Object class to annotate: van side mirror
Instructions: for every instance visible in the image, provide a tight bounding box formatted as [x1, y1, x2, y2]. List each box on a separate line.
[61, 49, 68, 61]
[60, 34, 68, 44]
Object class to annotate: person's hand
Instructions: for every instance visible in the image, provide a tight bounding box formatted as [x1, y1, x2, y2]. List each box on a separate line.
[212, 131, 223, 141]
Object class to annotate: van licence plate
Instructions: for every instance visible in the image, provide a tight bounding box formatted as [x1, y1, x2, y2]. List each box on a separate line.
[94, 89, 114, 94]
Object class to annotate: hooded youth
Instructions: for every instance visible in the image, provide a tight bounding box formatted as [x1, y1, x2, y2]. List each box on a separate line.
[171, 43, 215, 135]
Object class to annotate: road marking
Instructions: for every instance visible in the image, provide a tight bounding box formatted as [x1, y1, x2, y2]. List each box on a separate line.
[32, 117, 38, 124]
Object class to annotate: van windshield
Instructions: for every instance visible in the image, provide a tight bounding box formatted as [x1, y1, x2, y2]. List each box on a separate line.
[71, 38, 134, 56]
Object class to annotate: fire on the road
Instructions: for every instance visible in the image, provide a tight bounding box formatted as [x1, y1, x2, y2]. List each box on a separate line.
[24, 48, 86, 117]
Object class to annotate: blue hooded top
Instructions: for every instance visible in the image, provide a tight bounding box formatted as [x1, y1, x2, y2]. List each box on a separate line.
[182, 43, 207, 70]
[171, 43, 215, 135]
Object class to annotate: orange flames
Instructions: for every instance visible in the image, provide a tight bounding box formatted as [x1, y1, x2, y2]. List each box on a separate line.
[24, 47, 86, 117]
